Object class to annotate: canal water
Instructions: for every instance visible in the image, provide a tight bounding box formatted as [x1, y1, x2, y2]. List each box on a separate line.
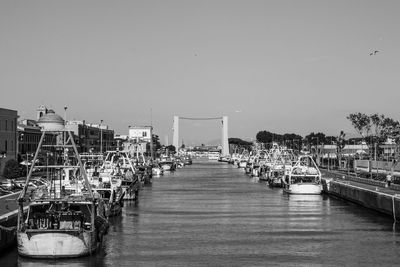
[1, 160, 400, 266]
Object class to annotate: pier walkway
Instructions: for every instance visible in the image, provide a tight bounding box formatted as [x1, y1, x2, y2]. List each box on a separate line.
[321, 169, 400, 195]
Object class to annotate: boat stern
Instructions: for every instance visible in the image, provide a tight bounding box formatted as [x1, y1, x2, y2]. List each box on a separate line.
[17, 230, 98, 258]
[285, 183, 322, 195]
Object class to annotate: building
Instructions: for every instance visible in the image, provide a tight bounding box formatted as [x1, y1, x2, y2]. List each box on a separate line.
[36, 105, 48, 120]
[128, 126, 152, 142]
[0, 108, 18, 174]
[18, 119, 57, 157]
[66, 120, 115, 153]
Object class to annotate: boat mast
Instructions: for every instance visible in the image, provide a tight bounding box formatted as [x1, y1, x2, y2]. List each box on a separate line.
[18, 131, 46, 201]
[68, 130, 94, 200]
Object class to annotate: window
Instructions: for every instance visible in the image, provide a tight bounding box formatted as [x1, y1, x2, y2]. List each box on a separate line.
[5, 140, 7, 152]
[143, 131, 147, 137]
[5, 120, 7, 131]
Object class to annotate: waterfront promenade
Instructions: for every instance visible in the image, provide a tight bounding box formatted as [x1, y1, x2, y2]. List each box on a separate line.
[321, 169, 400, 195]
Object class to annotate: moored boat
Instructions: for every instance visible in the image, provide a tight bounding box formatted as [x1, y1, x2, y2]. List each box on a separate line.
[282, 155, 322, 195]
[152, 163, 164, 176]
[16, 110, 109, 258]
[159, 160, 176, 171]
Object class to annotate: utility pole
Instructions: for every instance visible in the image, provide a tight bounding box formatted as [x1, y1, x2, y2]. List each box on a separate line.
[100, 119, 103, 154]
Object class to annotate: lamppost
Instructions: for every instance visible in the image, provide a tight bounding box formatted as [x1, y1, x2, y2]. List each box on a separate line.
[100, 120, 103, 154]
[64, 106, 67, 145]
[327, 137, 331, 170]
[292, 139, 299, 153]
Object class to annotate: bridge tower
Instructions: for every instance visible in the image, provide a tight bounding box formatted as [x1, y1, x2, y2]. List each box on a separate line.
[221, 116, 229, 156]
[172, 116, 229, 156]
[173, 116, 179, 149]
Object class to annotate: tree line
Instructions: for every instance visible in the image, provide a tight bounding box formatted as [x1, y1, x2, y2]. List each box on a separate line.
[254, 112, 400, 153]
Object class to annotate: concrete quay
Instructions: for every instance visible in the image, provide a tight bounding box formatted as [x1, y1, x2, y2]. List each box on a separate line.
[321, 170, 400, 221]
[0, 192, 20, 251]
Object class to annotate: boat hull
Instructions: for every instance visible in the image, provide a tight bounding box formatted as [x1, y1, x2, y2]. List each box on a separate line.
[161, 165, 171, 171]
[269, 178, 283, 187]
[17, 230, 98, 258]
[106, 203, 123, 217]
[284, 184, 322, 195]
[238, 162, 247, 168]
[152, 168, 163, 176]
[122, 190, 135, 200]
[121, 185, 137, 200]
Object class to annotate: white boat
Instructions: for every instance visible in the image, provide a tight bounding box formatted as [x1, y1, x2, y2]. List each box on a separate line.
[238, 159, 247, 168]
[94, 150, 140, 201]
[16, 110, 108, 258]
[152, 164, 164, 176]
[159, 160, 176, 171]
[208, 151, 220, 160]
[283, 155, 322, 195]
[93, 184, 124, 217]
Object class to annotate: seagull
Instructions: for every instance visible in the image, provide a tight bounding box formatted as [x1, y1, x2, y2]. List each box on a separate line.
[369, 50, 379, 56]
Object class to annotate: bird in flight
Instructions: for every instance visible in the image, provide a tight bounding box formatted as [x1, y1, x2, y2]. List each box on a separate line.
[369, 50, 379, 56]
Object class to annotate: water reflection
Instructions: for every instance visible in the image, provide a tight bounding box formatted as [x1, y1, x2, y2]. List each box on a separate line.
[17, 255, 105, 267]
[2, 161, 400, 266]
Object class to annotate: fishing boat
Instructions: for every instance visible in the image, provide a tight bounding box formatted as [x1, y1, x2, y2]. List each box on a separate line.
[100, 150, 139, 201]
[159, 160, 176, 171]
[93, 185, 124, 217]
[208, 151, 220, 160]
[238, 159, 248, 169]
[16, 110, 108, 258]
[282, 155, 322, 195]
[183, 156, 193, 165]
[151, 163, 164, 176]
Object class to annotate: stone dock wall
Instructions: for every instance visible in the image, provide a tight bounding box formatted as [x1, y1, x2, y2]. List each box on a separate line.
[321, 171, 400, 221]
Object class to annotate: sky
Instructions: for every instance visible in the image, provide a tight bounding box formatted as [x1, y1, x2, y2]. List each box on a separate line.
[1, 0, 400, 145]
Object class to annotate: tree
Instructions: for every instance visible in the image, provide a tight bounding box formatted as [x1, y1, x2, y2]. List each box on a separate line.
[380, 117, 400, 141]
[229, 138, 252, 152]
[347, 113, 371, 138]
[152, 134, 162, 150]
[335, 130, 346, 169]
[337, 130, 346, 147]
[256, 131, 274, 144]
[2, 159, 21, 179]
[370, 113, 385, 137]
[255, 130, 304, 150]
[304, 132, 326, 146]
[166, 145, 176, 154]
[228, 138, 252, 147]
[145, 134, 162, 157]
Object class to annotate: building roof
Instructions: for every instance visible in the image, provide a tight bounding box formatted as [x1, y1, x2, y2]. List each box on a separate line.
[0, 107, 18, 116]
[37, 109, 65, 131]
[129, 125, 152, 129]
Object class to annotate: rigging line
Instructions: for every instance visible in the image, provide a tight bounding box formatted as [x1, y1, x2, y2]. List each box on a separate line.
[179, 117, 223, 121]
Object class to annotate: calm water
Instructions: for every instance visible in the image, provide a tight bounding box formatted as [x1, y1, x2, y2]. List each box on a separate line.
[2, 160, 400, 266]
